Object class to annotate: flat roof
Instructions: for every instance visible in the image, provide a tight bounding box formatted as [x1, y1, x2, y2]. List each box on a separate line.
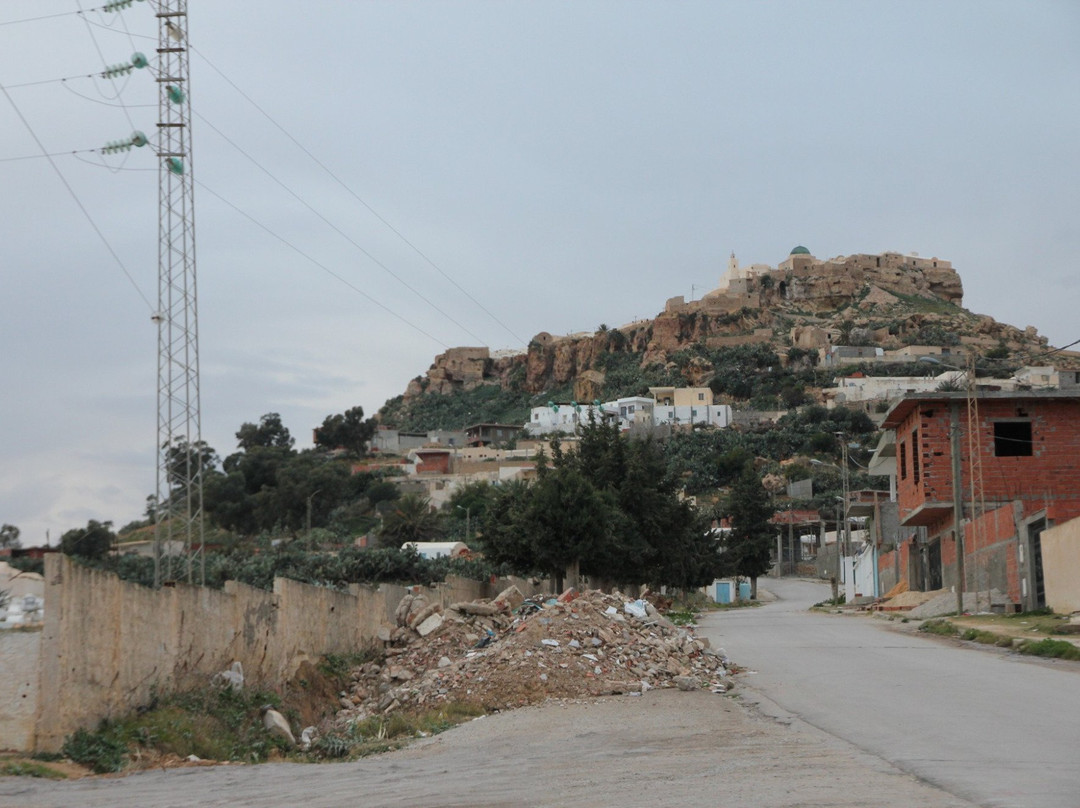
[881, 390, 1080, 429]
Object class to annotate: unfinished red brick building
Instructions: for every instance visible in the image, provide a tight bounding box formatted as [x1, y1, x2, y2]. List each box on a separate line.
[879, 391, 1080, 611]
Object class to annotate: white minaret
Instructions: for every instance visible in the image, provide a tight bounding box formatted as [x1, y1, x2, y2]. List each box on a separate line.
[716, 251, 739, 291]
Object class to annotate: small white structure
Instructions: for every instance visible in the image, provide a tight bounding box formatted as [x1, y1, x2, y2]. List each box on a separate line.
[606, 396, 655, 430]
[653, 403, 732, 428]
[824, 372, 965, 407]
[402, 542, 470, 559]
[525, 403, 608, 436]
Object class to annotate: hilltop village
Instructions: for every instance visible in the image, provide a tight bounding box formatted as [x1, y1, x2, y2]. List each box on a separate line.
[4, 246, 1080, 772]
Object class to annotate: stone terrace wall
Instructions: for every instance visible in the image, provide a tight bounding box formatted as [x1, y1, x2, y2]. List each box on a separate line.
[34, 555, 544, 752]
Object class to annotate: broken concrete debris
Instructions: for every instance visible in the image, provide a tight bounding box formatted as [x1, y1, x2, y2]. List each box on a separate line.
[330, 587, 731, 733]
[211, 660, 244, 692]
[261, 706, 297, 746]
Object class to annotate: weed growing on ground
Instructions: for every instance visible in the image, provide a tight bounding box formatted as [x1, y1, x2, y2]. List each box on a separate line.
[318, 644, 384, 680]
[61, 727, 128, 774]
[0, 760, 67, 779]
[60, 683, 292, 772]
[812, 595, 845, 609]
[317, 702, 487, 760]
[1016, 638, 1080, 661]
[666, 609, 698, 625]
[919, 619, 959, 637]
[960, 628, 1013, 648]
[708, 599, 764, 611]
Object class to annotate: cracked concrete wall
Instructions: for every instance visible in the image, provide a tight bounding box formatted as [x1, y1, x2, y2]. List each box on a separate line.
[32, 555, 544, 752]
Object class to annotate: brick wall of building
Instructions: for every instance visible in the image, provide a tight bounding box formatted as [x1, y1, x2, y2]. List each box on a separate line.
[893, 397, 1080, 523]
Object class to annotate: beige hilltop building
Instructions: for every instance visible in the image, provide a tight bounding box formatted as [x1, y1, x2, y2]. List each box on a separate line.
[666, 246, 959, 315]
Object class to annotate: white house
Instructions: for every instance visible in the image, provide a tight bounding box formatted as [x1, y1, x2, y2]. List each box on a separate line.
[605, 397, 655, 431]
[524, 403, 609, 436]
[653, 403, 733, 428]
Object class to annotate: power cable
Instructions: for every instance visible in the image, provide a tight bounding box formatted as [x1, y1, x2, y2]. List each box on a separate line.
[191, 45, 529, 348]
[194, 111, 490, 347]
[195, 179, 450, 350]
[0, 8, 102, 27]
[0, 80, 154, 311]
[0, 148, 103, 163]
[5, 73, 108, 89]
[61, 80, 155, 108]
[75, 0, 139, 129]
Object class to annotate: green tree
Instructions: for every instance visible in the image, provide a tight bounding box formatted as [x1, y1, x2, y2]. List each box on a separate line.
[315, 406, 375, 456]
[475, 480, 535, 570]
[163, 438, 220, 502]
[477, 420, 718, 591]
[522, 461, 620, 592]
[720, 463, 776, 598]
[445, 480, 496, 542]
[0, 523, 20, 549]
[235, 412, 294, 451]
[60, 520, 116, 560]
[378, 494, 444, 547]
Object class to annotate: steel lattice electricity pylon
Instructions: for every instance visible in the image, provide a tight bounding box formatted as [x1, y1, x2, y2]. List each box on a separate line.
[153, 0, 204, 587]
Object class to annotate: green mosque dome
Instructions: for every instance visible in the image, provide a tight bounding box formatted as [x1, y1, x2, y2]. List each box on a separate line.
[790, 245, 811, 255]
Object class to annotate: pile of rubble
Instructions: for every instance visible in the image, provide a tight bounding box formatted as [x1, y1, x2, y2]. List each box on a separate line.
[331, 586, 731, 729]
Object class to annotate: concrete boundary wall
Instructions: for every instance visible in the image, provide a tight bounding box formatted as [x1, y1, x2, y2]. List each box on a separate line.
[1042, 517, 1080, 614]
[33, 554, 545, 752]
[0, 629, 40, 751]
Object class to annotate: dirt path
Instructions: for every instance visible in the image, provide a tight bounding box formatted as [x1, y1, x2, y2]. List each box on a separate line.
[3, 690, 975, 808]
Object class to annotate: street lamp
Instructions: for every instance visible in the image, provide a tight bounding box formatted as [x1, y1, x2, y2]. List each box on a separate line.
[456, 505, 471, 544]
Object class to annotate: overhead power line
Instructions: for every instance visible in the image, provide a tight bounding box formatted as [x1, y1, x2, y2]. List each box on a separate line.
[0, 80, 154, 311]
[194, 111, 489, 347]
[0, 2, 142, 28]
[196, 179, 450, 350]
[191, 45, 529, 349]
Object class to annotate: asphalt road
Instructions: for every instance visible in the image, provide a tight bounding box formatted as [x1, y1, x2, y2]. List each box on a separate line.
[2, 690, 976, 808]
[698, 578, 1080, 808]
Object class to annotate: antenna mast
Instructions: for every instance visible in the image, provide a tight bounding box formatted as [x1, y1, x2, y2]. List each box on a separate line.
[153, 0, 204, 586]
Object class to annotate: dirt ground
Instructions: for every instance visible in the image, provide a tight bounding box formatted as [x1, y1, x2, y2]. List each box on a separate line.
[2, 689, 976, 808]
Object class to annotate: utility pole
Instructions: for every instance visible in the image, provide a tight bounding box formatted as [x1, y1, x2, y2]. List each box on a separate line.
[306, 490, 321, 536]
[153, 0, 204, 587]
[837, 432, 851, 598]
[950, 401, 966, 616]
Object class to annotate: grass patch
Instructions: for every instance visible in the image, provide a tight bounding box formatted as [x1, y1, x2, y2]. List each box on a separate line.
[919, 618, 959, 636]
[318, 645, 384, 680]
[0, 760, 67, 779]
[313, 702, 486, 760]
[61, 684, 293, 773]
[960, 628, 1013, 647]
[666, 609, 698, 625]
[710, 599, 763, 611]
[953, 611, 1069, 638]
[1016, 638, 1080, 661]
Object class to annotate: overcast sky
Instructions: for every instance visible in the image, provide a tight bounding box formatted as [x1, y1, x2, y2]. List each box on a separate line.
[2, 1, 1078, 546]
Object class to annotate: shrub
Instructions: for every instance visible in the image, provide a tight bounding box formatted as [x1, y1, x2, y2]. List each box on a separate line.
[1017, 638, 1080, 661]
[919, 619, 958, 636]
[62, 727, 127, 773]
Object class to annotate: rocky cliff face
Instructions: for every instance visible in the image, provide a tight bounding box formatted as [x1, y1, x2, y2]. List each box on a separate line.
[400, 255, 1051, 403]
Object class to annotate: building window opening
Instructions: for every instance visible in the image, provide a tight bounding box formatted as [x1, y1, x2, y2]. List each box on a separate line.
[912, 429, 920, 485]
[994, 421, 1033, 457]
[899, 441, 907, 481]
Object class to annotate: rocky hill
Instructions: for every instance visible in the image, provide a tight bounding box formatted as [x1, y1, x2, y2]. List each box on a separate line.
[382, 248, 1064, 426]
